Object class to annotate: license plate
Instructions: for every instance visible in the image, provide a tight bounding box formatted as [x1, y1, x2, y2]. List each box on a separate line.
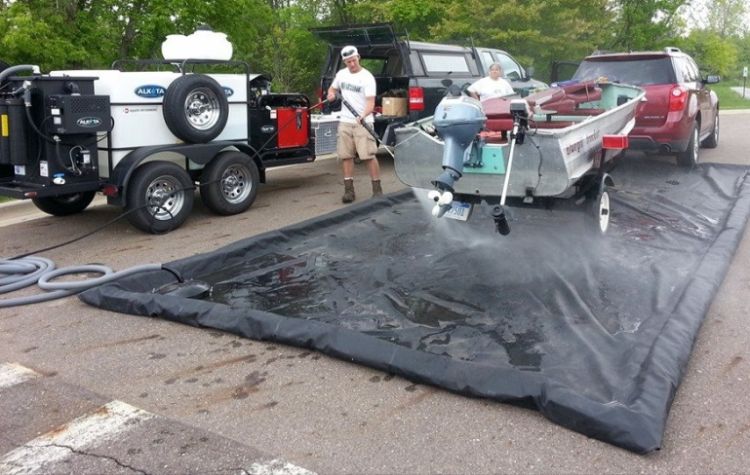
[443, 200, 473, 221]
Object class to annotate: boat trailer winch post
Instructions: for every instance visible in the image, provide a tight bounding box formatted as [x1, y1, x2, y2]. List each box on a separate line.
[493, 99, 530, 235]
[339, 96, 396, 159]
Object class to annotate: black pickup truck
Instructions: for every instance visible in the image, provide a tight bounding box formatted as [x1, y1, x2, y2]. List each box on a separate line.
[311, 23, 546, 154]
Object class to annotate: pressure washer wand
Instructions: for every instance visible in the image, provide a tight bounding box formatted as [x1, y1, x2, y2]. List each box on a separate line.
[307, 98, 329, 111]
[339, 97, 396, 159]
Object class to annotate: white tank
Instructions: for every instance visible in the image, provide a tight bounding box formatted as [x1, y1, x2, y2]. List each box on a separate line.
[161, 29, 233, 61]
[161, 34, 189, 60]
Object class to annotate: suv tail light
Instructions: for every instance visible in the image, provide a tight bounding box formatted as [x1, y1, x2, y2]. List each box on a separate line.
[408, 87, 424, 111]
[668, 85, 688, 112]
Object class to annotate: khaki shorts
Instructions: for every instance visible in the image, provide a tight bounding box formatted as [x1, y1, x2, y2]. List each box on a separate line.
[337, 122, 377, 161]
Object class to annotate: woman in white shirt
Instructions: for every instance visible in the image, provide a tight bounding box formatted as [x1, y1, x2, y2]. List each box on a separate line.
[468, 63, 515, 101]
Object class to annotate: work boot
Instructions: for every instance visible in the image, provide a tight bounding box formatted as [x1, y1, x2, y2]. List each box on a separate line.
[342, 179, 355, 203]
[371, 180, 383, 197]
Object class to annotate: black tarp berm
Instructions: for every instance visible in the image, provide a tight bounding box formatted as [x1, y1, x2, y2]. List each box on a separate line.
[81, 158, 750, 453]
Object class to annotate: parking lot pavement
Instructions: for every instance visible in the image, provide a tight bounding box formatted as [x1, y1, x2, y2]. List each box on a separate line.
[1, 117, 749, 473]
[0, 363, 315, 475]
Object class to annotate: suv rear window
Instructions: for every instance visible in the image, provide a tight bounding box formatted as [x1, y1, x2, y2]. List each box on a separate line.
[421, 53, 471, 75]
[573, 57, 676, 85]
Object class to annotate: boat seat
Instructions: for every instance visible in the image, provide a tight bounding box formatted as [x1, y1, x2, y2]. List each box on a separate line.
[478, 130, 505, 144]
[563, 80, 602, 103]
[526, 80, 602, 115]
[524, 88, 566, 110]
[481, 84, 601, 134]
[481, 97, 513, 134]
[485, 118, 514, 133]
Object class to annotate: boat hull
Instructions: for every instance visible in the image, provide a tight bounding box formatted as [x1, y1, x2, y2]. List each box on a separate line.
[394, 83, 644, 199]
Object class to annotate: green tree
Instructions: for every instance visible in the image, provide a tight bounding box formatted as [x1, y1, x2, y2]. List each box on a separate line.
[349, 0, 449, 39]
[609, 0, 687, 50]
[426, 0, 611, 81]
[255, 1, 327, 96]
[0, 0, 274, 70]
[677, 29, 738, 77]
[706, 0, 748, 38]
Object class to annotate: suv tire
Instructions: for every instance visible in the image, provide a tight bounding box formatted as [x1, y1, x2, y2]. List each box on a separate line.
[163, 74, 229, 143]
[702, 113, 719, 149]
[676, 122, 699, 168]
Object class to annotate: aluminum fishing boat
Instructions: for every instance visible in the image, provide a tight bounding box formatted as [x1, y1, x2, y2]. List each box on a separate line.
[393, 80, 645, 234]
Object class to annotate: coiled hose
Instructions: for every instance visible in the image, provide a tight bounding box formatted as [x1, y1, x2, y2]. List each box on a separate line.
[0, 256, 162, 308]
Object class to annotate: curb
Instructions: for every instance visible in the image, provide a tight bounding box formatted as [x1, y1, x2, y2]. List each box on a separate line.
[720, 109, 750, 115]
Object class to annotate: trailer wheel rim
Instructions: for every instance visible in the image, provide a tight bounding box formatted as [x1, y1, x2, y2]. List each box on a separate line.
[146, 175, 185, 221]
[184, 87, 221, 131]
[220, 164, 253, 204]
[597, 190, 610, 233]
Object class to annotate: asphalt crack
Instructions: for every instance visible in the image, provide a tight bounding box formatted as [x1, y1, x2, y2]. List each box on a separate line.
[42, 443, 150, 475]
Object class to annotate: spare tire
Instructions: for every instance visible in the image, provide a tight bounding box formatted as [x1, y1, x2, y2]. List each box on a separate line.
[163, 74, 229, 143]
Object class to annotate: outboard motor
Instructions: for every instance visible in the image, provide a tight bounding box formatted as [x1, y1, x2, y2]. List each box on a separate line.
[432, 95, 486, 192]
[426, 94, 486, 218]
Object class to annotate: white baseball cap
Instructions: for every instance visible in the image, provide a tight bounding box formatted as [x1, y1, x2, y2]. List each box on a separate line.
[341, 45, 359, 60]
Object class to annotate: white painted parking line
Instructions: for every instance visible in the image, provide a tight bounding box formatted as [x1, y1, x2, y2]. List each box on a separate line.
[0, 400, 153, 475]
[0, 363, 40, 389]
[247, 459, 317, 475]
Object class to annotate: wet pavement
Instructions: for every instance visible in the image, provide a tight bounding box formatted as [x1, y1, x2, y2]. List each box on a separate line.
[1, 114, 750, 473]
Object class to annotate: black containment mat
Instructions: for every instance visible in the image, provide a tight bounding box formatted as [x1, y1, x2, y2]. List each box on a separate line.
[81, 158, 750, 453]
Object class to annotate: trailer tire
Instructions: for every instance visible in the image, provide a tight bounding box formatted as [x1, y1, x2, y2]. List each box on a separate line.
[163, 74, 229, 143]
[200, 151, 259, 215]
[126, 162, 194, 234]
[585, 176, 612, 235]
[32, 191, 96, 216]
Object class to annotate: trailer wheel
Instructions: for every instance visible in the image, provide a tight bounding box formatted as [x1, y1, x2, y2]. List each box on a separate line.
[32, 191, 96, 216]
[585, 176, 612, 235]
[126, 162, 194, 234]
[163, 74, 229, 143]
[200, 151, 259, 215]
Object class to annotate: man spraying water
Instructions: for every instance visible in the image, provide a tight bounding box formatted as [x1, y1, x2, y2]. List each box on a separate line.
[326, 45, 383, 203]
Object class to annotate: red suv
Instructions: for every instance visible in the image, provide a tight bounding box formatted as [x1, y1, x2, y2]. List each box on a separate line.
[571, 48, 720, 167]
